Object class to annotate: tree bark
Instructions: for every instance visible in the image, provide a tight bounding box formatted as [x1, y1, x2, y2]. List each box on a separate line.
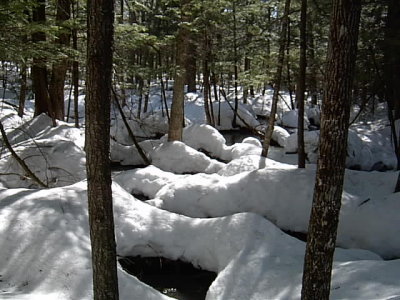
[49, 0, 71, 121]
[168, 0, 190, 142]
[296, 0, 307, 168]
[86, 0, 119, 298]
[31, 0, 52, 120]
[232, 0, 239, 128]
[18, 63, 27, 117]
[384, 0, 400, 120]
[301, 0, 361, 299]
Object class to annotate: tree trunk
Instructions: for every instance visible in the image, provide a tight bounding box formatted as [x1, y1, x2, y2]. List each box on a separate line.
[384, 0, 400, 192]
[18, 63, 27, 117]
[308, 12, 318, 106]
[49, 0, 71, 121]
[232, 0, 239, 128]
[296, 0, 307, 168]
[186, 42, 197, 92]
[301, 0, 361, 299]
[72, 0, 80, 128]
[286, 18, 295, 109]
[384, 0, 400, 120]
[31, 0, 52, 120]
[86, 0, 119, 298]
[203, 29, 213, 126]
[262, 0, 291, 157]
[168, 0, 190, 142]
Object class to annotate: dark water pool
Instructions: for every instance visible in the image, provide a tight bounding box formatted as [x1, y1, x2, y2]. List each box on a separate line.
[119, 256, 217, 300]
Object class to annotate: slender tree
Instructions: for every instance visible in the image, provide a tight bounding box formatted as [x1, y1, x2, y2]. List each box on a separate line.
[301, 0, 361, 299]
[262, 0, 291, 157]
[86, 0, 119, 298]
[296, 0, 307, 168]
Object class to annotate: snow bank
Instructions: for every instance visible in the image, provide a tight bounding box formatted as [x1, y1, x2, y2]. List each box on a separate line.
[0, 114, 86, 188]
[151, 141, 225, 174]
[279, 109, 310, 128]
[1, 181, 399, 300]
[123, 165, 400, 258]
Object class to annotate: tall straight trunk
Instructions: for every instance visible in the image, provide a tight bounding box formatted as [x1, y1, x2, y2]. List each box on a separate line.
[168, 33, 186, 141]
[86, 0, 119, 298]
[203, 29, 213, 125]
[286, 18, 294, 109]
[31, 0, 52, 119]
[296, 0, 307, 168]
[384, 0, 400, 192]
[18, 63, 27, 117]
[243, 56, 251, 104]
[232, 0, 239, 128]
[301, 0, 361, 298]
[186, 44, 197, 92]
[308, 12, 318, 106]
[73, 60, 80, 128]
[262, 0, 291, 157]
[263, 7, 272, 96]
[137, 78, 144, 119]
[72, 0, 80, 128]
[168, 0, 190, 141]
[49, 0, 71, 120]
[384, 0, 400, 120]
[203, 61, 212, 125]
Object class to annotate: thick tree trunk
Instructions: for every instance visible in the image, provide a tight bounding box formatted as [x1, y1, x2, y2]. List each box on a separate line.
[186, 44, 197, 93]
[301, 0, 361, 299]
[49, 0, 70, 120]
[168, 0, 190, 142]
[384, 0, 400, 120]
[86, 0, 119, 298]
[262, 0, 291, 157]
[31, 0, 52, 119]
[384, 0, 400, 192]
[296, 0, 307, 168]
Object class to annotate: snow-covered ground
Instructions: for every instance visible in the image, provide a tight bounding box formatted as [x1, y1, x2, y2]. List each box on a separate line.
[1, 88, 400, 299]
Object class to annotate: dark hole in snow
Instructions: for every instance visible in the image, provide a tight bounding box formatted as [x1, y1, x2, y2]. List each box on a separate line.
[119, 256, 217, 300]
[131, 191, 150, 201]
[111, 162, 148, 171]
[283, 230, 308, 242]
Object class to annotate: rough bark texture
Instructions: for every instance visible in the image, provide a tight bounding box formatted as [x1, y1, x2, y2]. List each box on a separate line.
[18, 64, 27, 117]
[31, 0, 52, 118]
[86, 0, 119, 298]
[168, 0, 190, 142]
[49, 0, 71, 121]
[384, 0, 400, 120]
[262, 0, 290, 157]
[186, 40, 197, 93]
[301, 0, 361, 299]
[296, 0, 307, 168]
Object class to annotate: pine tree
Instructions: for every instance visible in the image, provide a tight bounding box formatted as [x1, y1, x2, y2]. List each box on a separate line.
[301, 0, 361, 298]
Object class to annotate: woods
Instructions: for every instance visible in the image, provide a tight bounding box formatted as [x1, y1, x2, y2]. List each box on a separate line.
[1, 0, 400, 299]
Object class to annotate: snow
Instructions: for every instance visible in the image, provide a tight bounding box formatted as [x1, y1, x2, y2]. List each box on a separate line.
[1, 88, 400, 299]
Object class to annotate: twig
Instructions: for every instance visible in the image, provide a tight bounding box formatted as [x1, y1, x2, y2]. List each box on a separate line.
[112, 87, 151, 166]
[219, 88, 264, 138]
[0, 120, 48, 188]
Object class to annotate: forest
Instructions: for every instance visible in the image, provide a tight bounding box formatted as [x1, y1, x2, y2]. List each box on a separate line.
[0, 0, 400, 299]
